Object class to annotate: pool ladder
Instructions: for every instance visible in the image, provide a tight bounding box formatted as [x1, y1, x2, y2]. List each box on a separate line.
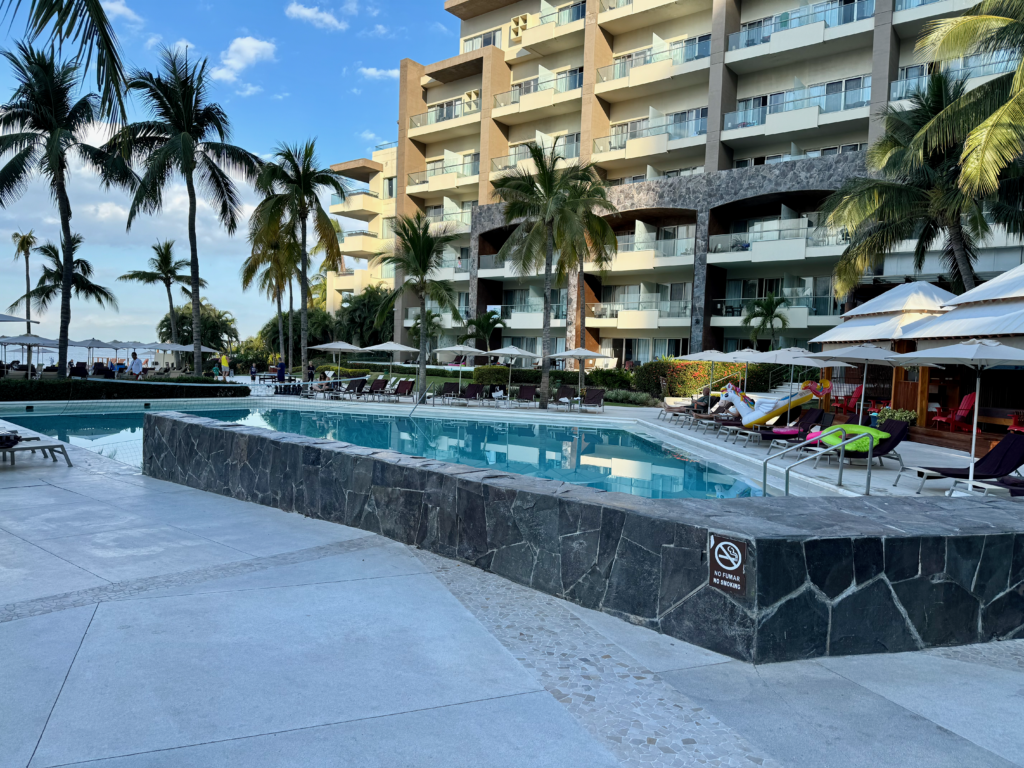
[761, 427, 875, 496]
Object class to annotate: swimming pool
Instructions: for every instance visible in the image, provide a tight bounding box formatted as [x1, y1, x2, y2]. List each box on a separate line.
[5, 407, 763, 499]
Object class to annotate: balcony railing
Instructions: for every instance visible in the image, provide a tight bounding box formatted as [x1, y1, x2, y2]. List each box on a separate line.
[407, 160, 481, 186]
[601, 0, 631, 9]
[539, 0, 586, 26]
[894, 0, 941, 9]
[491, 141, 580, 171]
[342, 230, 377, 240]
[501, 301, 567, 319]
[586, 300, 659, 318]
[409, 99, 481, 129]
[615, 234, 696, 258]
[331, 189, 377, 206]
[890, 55, 1020, 99]
[659, 300, 692, 318]
[713, 296, 840, 317]
[724, 85, 870, 129]
[380, 263, 395, 278]
[375, 140, 398, 150]
[596, 39, 712, 83]
[443, 210, 472, 227]
[479, 254, 505, 270]
[594, 116, 707, 153]
[494, 69, 584, 108]
[709, 222, 850, 252]
[727, 0, 874, 51]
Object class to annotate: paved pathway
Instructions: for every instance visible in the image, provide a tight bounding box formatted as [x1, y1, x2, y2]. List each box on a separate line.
[1, 426, 1022, 767]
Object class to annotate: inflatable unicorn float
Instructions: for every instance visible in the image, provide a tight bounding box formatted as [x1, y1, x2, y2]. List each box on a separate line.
[718, 380, 831, 427]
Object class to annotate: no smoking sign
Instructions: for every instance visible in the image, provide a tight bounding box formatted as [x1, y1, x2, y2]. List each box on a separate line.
[708, 534, 747, 596]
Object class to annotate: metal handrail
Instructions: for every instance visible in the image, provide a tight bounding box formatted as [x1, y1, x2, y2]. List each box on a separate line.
[760, 426, 875, 495]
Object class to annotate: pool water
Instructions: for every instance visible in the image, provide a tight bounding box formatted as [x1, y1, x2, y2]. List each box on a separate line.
[6, 408, 763, 500]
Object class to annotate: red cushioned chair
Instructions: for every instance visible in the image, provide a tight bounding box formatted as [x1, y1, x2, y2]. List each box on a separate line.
[832, 385, 863, 416]
[931, 392, 978, 434]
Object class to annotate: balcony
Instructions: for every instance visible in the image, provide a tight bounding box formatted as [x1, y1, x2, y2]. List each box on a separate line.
[427, 209, 473, 234]
[707, 221, 849, 264]
[610, 234, 695, 271]
[408, 99, 482, 142]
[407, 160, 480, 194]
[722, 85, 870, 147]
[493, 70, 583, 124]
[491, 141, 580, 176]
[330, 189, 380, 221]
[375, 140, 398, 151]
[338, 230, 380, 258]
[599, 0, 714, 35]
[725, 0, 874, 73]
[479, 254, 506, 271]
[890, 55, 1020, 100]
[586, 299, 683, 329]
[710, 295, 841, 329]
[596, 39, 711, 102]
[893, 0, 975, 36]
[500, 301, 567, 328]
[520, 1, 586, 55]
[593, 116, 707, 168]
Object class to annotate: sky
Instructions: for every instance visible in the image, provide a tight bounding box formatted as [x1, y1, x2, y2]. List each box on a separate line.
[0, 0, 458, 352]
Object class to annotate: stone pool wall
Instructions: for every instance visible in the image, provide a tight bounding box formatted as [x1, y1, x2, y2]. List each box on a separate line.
[143, 413, 1024, 663]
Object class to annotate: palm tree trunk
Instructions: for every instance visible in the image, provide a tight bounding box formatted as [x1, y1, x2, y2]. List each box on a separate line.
[24, 252, 31, 380]
[185, 172, 203, 370]
[276, 289, 285, 366]
[299, 217, 309, 380]
[165, 281, 180, 368]
[54, 176, 74, 379]
[539, 224, 554, 409]
[288, 279, 294, 372]
[578, 254, 586, 390]
[948, 219, 977, 291]
[417, 293, 428, 402]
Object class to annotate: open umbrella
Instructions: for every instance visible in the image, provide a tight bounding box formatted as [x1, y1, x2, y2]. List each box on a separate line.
[434, 343, 485, 389]
[748, 347, 823, 421]
[310, 341, 363, 378]
[890, 339, 1024, 483]
[723, 348, 764, 392]
[489, 344, 541, 393]
[0, 313, 36, 323]
[71, 338, 115, 367]
[549, 346, 613, 391]
[805, 343, 912, 425]
[361, 341, 419, 378]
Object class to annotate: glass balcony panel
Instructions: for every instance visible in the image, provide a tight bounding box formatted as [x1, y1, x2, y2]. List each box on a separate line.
[594, 116, 707, 153]
[409, 99, 482, 129]
[708, 233, 750, 252]
[894, 0, 941, 9]
[723, 106, 767, 130]
[375, 140, 398, 150]
[727, 0, 874, 51]
[655, 238, 696, 258]
[539, 0, 586, 26]
[479, 254, 505, 270]
[601, 0, 631, 9]
[659, 300, 692, 318]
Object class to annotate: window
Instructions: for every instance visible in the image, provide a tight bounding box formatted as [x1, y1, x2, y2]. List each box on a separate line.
[382, 217, 395, 239]
[428, 99, 460, 122]
[382, 177, 396, 199]
[462, 199, 477, 211]
[510, 143, 532, 162]
[609, 338, 652, 366]
[425, 204, 444, 221]
[609, 118, 648, 149]
[511, 77, 539, 102]
[463, 152, 480, 174]
[611, 48, 652, 79]
[609, 174, 646, 186]
[556, 66, 584, 92]
[427, 159, 444, 176]
[654, 338, 687, 358]
[463, 28, 502, 52]
[554, 132, 581, 159]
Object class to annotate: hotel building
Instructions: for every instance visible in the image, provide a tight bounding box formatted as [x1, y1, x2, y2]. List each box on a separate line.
[325, 0, 1022, 365]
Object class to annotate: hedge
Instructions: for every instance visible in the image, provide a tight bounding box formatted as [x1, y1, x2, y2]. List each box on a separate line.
[0, 378, 250, 401]
[472, 366, 586, 388]
[314, 366, 372, 378]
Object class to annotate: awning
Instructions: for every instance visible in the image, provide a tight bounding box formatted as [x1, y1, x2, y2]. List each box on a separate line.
[841, 281, 955, 318]
[899, 300, 1024, 339]
[942, 262, 1024, 306]
[810, 312, 937, 344]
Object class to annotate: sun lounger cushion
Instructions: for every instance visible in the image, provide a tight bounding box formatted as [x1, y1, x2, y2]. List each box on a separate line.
[820, 425, 889, 452]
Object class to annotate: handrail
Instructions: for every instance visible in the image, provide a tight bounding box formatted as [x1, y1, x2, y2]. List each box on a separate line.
[760, 426, 875, 496]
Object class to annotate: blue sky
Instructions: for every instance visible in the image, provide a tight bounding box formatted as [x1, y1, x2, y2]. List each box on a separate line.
[0, 0, 456, 352]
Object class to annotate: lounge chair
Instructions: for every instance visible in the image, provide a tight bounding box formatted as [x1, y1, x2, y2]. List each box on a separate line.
[894, 432, 1024, 494]
[931, 392, 979, 434]
[813, 418, 909, 469]
[832, 385, 863, 416]
[515, 384, 538, 407]
[334, 379, 360, 400]
[392, 379, 415, 402]
[949, 474, 1024, 497]
[365, 377, 388, 400]
[0, 437, 72, 467]
[765, 411, 831, 454]
[581, 388, 605, 413]
[431, 381, 460, 405]
[659, 397, 689, 422]
[552, 385, 577, 411]
[452, 383, 482, 405]
[689, 400, 729, 429]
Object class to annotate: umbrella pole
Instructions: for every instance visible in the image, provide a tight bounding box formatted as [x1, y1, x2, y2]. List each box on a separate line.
[786, 363, 794, 421]
[969, 371, 981, 484]
[859, 365, 868, 426]
[744, 362, 748, 393]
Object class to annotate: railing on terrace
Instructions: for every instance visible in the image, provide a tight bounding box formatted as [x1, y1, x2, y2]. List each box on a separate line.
[539, 0, 586, 26]
[407, 160, 480, 186]
[594, 116, 707, 153]
[894, 0, 941, 9]
[659, 300, 692, 318]
[890, 55, 1020, 99]
[727, 0, 874, 51]
[479, 254, 505, 270]
[724, 86, 870, 130]
[380, 264, 395, 278]
[375, 140, 398, 150]
[409, 99, 481, 129]
[586, 300, 660, 318]
[494, 69, 584, 108]
[596, 39, 711, 83]
[712, 296, 841, 317]
[614, 234, 696, 257]
[331, 189, 377, 206]
[500, 301, 567, 319]
[492, 142, 580, 171]
[601, 0, 631, 9]
[341, 230, 378, 240]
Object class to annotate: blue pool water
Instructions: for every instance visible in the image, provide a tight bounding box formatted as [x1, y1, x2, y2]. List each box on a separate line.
[5, 408, 763, 500]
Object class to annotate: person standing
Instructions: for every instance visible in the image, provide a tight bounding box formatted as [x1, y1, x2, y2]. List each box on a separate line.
[128, 352, 143, 380]
[306, 361, 314, 382]
[250, 363, 257, 382]
[220, 352, 230, 382]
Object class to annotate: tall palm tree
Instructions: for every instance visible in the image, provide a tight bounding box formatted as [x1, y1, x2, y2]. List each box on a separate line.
[8, 234, 118, 314]
[158, 299, 238, 354]
[819, 73, 990, 294]
[458, 309, 507, 362]
[10, 229, 37, 378]
[250, 140, 346, 376]
[118, 241, 206, 364]
[409, 310, 444, 358]
[108, 47, 262, 367]
[741, 293, 789, 350]
[491, 143, 617, 408]
[915, 0, 1024, 195]
[241, 223, 298, 369]
[372, 213, 463, 400]
[338, 283, 393, 347]
[0, 43, 131, 376]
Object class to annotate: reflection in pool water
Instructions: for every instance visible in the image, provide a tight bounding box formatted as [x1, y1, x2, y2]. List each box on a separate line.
[6, 407, 763, 500]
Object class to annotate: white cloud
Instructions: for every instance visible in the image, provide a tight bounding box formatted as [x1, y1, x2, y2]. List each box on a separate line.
[285, 2, 348, 30]
[102, 0, 142, 23]
[211, 37, 276, 83]
[272, 92, 290, 99]
[172, 38, 195, 53]
[349, 87, 361, 95]
[360, 24, 391, 37]
[341, 0, 359, 13]
[236, 83, 263, 97]
[145, 34, 162, 49]
[431, 22, 452, 35]
[358, 66, 398, 79]
[145, 35, 193, 53]
[359, 129, 380, 142]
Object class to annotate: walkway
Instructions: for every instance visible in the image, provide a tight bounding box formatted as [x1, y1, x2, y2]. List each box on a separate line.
[2, 425, 1022, 767]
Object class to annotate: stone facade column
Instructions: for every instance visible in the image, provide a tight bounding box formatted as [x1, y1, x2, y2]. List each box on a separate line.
[704, 0, 740, 172]
[691, 207, 711, 352]
[869, 0, 900, 146]
[580, 0, 613, 166]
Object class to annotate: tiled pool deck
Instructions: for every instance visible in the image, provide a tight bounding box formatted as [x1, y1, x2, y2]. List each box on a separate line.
[2, 416, 1024, 767]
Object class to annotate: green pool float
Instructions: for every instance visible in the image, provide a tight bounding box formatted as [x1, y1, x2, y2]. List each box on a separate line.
[818, 424, 890, 453]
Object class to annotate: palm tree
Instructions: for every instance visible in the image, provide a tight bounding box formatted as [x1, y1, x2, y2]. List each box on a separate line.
[818, 73, 990, 294]
[108, 47, 262, 367]
[10, 230, 36, 378]
[372, 213, 463, 400]
[337, 284, 393, 347]
[0, 43, 131, 376]
[491, 143, 617, 408]
[158, 299, 238, 355]
[458, 309, 507, 362]
[915, 0, 1024, 195]
[409, 310, 444, 358]
[741, 293, 789, 350]
[250, 140, 346, 376]
[8, 234, 118, 315]
[242, 224, 298, 370]
[118, 241, 206, 365]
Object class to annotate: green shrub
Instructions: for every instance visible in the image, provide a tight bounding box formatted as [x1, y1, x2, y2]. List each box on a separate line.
[604, 389, 652, 405]
[473, 366, 581, 387]
[633, 360, 748, 397]
[877, 407, 917, 425]
[586, 367, 632, 390]
[0, 378, 249, 401]
[314, 366, 372, 379]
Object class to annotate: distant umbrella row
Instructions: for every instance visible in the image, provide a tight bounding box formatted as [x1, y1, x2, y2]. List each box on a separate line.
[0, 334, 218, 354]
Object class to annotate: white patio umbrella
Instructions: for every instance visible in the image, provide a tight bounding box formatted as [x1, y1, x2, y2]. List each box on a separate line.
[0, 313, 36, 323]
[549, 346, 613, 391]
[310, 341, 364, 378]
[361, 341, 420, 378]
[750, 347, 826, 421]
[434, 343, 485, 388]
[489, 344, 541, 392]
[723, 348, 764, 392]
[805, 343, 912, 425]
[71, 338, 115, 367]
[0, 334, 59, 379]
[890, 339, 1024, 482]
